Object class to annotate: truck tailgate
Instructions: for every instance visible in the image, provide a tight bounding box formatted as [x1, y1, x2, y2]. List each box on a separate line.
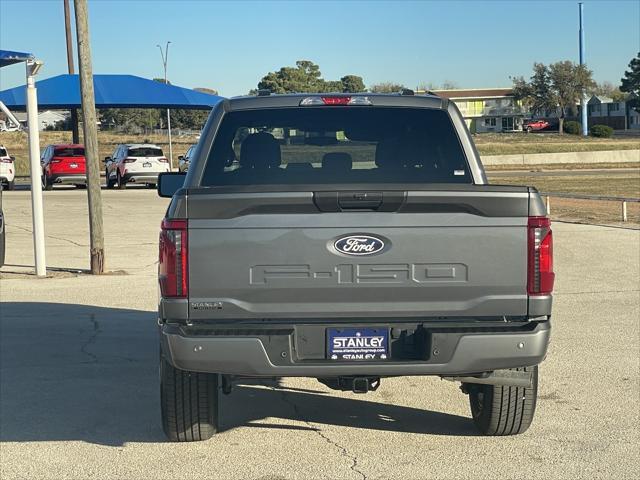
[185, 187, 533, 321]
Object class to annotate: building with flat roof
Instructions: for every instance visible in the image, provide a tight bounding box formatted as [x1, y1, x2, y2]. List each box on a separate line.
[417, 88, 527, 133]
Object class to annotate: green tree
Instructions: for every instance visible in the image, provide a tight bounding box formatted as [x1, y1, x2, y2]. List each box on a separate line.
[256, 60, 367, 94]
[512, 61, 594, 134]
[323, 80, 344, 92]
[369, 82, 406, 93]
[620, 52, 640, 97]
[590, 81, 626, 102]
[258, 60, 325, 93]
[340, 75, 366, 93]
[194, 87, 219, 96]
[548, 61, 595, 133]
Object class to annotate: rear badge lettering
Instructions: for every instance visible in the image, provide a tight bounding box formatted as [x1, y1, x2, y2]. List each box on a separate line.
[334, 235, 384, 256]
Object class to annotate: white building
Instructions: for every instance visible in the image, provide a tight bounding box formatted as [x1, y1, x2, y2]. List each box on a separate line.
[13, 110, 69, 131]
[417, 88, 528, 133]
[587, 95, 640, 130]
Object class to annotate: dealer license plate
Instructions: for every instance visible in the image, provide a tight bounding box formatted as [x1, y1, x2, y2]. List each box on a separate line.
[327, 328, 388, 361]
[69, 163, 78, 168]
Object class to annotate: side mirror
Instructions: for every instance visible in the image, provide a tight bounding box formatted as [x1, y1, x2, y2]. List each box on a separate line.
[104, 156, 111, 163]
[157, 172, 186, 198]
[178, 155, 185, 161]
[9, 156, 15, 161]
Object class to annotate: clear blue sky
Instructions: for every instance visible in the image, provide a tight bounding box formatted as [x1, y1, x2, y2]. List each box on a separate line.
[1, 0, 638, 96]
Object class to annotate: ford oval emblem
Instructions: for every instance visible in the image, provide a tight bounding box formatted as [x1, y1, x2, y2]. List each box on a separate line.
[334, 235, 385, 256]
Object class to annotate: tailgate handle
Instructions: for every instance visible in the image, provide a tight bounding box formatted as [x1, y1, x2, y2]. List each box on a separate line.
[314, 191, 406, 212]
[338, 192, 383, 210]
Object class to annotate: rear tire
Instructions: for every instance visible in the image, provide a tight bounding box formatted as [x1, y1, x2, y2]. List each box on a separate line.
[467, 366, 538, 436]
[43, 175, 53, 191]
[160, 356, 220, 442]
[117, 171, 126, 190]
[106, 170, 115, 189]
[6, 180, 15, 191]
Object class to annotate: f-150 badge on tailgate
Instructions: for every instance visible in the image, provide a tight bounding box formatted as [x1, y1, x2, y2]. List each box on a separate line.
[334, 235, 385, 256]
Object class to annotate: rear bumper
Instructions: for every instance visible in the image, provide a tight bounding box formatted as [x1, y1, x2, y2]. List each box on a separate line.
[123, 172, 164, 183]
[160, 320, 551, 377]
[49, 173, 86, 184]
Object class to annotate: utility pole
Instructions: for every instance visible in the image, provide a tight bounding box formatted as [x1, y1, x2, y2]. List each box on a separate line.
[157, 42, 173, 168]
[579, 2, 588, 136]
[63, 0, 79, 144]
[74, 0, 105, 274]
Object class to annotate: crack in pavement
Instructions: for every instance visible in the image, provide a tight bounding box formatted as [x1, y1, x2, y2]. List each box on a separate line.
[80, 314, 101, 363]
[11, 224, 87, 247]
[275, 387, 367, 480]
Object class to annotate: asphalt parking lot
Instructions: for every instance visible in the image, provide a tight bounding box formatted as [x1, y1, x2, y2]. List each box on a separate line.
[1, 188, 639, 480]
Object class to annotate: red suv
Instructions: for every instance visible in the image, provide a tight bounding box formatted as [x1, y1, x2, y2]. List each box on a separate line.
[41, 144, 87, 190]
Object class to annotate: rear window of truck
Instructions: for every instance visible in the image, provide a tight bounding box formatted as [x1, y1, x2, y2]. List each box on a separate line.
[201, 107, 471, 186]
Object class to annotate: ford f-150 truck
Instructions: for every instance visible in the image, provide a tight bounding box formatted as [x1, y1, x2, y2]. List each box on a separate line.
[157, 91, 554, 441]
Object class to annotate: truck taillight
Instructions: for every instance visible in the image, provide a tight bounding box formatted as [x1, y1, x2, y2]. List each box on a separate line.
[159, 219, 188, 298]
[527, 216, 554, 295]
[158, 157, 169, 163]
[123, 158, 136, 163]
[0, 158, 13, 163]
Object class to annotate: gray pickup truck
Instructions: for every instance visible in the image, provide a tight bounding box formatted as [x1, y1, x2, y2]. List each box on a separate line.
[157, 91, 554, 441]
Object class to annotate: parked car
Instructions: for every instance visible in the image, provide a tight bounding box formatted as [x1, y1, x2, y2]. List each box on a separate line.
[0, 145, 16, 190]
[0, 184, 5, 267]
[105, 144, 169, 189]
[40, 144, 86, 190]
[156, 92, 554, 441]
[523, 119, 550, 132]
[178, 144, 196, 173]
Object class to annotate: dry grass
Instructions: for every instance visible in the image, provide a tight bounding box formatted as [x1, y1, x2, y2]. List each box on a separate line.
[2, 130, 639, 176]
[542, 197, 640, 226]
[487, 170, 640, 226]
[484, 162, 639, 171]
[487, 172, 640, 197]
[475, 132, 639, 155]
[1, 131, 197, 175]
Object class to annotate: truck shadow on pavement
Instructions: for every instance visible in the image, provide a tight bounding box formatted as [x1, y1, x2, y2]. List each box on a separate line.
[0, 302, 477, 447]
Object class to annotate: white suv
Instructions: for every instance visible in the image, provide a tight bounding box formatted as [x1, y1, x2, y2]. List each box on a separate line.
[0, 145, 16, 190]
[105, 143, 170, 189]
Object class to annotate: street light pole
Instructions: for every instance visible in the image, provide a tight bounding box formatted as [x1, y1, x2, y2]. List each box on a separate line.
[25, 58, 46, 277]
[579, 2, 588, 136]
[157, 42, 173, 168]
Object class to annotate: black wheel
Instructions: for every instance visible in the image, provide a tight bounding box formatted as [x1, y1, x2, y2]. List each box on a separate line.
[146, 183, 157, 189]
[43, 175, 53, 191]
[75, 184, 86, 189]
[467, 366, 538, 436]
[116, 171, 126, 189]
[160, 356, 220, 442]
[526, 126, 532, 133]
[106, 170, 115, 189]
[6, 180, 15, 191]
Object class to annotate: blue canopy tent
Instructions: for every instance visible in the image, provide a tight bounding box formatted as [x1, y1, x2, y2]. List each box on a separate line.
[0, 74, 223, 110]
[0, 49, 33, 68]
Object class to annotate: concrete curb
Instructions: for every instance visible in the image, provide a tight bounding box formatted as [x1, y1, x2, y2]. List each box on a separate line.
[482, 149, 640, 166]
